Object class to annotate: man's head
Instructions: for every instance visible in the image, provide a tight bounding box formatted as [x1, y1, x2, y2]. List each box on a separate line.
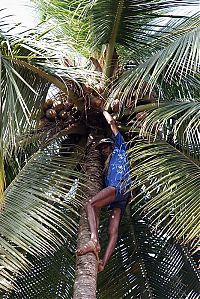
[96, 138, 114, 158]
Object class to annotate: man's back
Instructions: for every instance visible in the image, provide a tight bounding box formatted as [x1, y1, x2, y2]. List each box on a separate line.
[105, 131, 131, 191]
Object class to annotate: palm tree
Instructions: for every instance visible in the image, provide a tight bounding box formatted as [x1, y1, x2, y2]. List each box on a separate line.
[0, 1, 199, 298]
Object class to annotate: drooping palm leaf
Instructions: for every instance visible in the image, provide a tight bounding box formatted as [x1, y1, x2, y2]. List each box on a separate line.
[139, 100, 200, 159]
[3, 205, 199, 299]
[0, 138, 86, 292]
[1, 57, 50, 153]
[128, 140, 200, 248]
[112, 15, 200, 102]
[158, 73, 200, 100]
[4, 241, 76, 298]
[121, 12, 200, 62]
[90, 0, 198, 49]
[0, 12, 103, 205]
[97, 210, 199, 298]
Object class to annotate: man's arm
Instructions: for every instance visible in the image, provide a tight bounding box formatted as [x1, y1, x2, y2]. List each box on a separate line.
[103, 111, 118, 136]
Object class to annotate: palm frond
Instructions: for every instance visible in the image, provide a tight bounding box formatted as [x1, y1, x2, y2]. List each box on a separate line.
[33, 0, 199, 58]
[1, 57, 50, 154]
[0, 153, 5, 206]
[97, 210, 199, 298]
[128, 140, 200, 248]
[32, 0, 91, 55]
[0, 139, 86, 292]
[3, 206, 199, 298]
[90, 0, 199, 50]
[4, 245, 76, 299]
[139, 101, 200, 159]
[0, 13, 103, 197]
[111, 16, 200, 102]
[158, 73, 200, 100]
[121, 11, 200, 62]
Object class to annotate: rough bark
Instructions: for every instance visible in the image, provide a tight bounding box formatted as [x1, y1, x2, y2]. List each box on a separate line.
[73, 141, 103, 299]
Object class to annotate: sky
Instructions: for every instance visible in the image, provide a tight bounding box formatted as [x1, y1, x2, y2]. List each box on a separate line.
[1, 0, 38, 30]
[0, 0, 199, 31]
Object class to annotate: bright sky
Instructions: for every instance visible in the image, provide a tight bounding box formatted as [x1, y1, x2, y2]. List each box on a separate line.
[1, 0, 38, 30]
[0, 0, 199, 31]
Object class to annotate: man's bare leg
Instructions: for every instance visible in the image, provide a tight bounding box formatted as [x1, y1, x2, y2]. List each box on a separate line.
[76, 187, 116, 256]
[98, 208, 121, 272]
[94, 207, 100, 251]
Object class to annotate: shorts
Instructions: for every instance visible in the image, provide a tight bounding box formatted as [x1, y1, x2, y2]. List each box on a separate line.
[107, 186, 131, 214]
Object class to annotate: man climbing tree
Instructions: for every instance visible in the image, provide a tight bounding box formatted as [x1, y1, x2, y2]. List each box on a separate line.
[77, 110, 131, 272]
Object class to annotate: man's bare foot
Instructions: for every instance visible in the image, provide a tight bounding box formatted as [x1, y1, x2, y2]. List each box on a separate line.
[76, 240, 100, 262]
[98, 260, 105, 273]
[90, 238, 101, 253]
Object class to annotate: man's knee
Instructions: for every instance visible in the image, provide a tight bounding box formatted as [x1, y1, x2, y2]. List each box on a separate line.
[84, 199, 95, 211]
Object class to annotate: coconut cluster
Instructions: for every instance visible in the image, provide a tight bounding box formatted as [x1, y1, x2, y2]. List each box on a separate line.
[39, 80, 106, 133]
[39, 97, 81, 131]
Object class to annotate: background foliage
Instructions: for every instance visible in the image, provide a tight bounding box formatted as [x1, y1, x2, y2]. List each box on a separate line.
[0, 1, 199, 298]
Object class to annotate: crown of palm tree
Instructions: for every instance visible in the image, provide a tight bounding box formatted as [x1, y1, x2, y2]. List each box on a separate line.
[0, 1, 199, 297]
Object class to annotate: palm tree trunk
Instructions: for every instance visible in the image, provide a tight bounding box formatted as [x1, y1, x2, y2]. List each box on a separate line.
[73, 141, 103, 299]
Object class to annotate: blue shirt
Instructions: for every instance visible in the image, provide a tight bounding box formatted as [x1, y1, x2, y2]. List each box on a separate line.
[104, 131, 131, 192]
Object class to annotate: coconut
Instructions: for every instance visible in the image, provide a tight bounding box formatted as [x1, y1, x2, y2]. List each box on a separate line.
[53, 101, 65, 113]
[46, 108, 57, 120]
[58, 110, 68, 120]
[43, 99, 53, 111]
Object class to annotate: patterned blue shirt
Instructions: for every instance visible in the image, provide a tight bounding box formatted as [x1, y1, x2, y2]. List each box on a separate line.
[104, 131, 131, 192]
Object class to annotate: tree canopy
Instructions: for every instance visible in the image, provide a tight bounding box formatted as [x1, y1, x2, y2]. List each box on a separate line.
[0, 1, 199, 298]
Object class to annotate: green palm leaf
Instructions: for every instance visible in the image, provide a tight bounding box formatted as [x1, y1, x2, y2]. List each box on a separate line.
[5, 245, 76, 299]
[32, 1, 199, 63]
[128, 140, 200, 248]
[89, 0, 198, 48]
[97, 211, 199, 298]
[3, 209, 199, 299]
[139, 101, 200, 159]
[0, 139, 85, 292]
[32, 0, 91, 55]
[1, 57, 50, 153]
[113, 17, 200, 101]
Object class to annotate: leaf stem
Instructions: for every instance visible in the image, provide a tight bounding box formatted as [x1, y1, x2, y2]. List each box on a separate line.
[104, 0, 124, 80]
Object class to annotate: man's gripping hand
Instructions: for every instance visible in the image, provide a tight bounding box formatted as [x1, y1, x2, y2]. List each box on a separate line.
[103, 111, 118, 136]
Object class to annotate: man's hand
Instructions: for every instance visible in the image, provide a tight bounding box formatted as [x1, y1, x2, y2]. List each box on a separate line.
[103, 111, 118, 135]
